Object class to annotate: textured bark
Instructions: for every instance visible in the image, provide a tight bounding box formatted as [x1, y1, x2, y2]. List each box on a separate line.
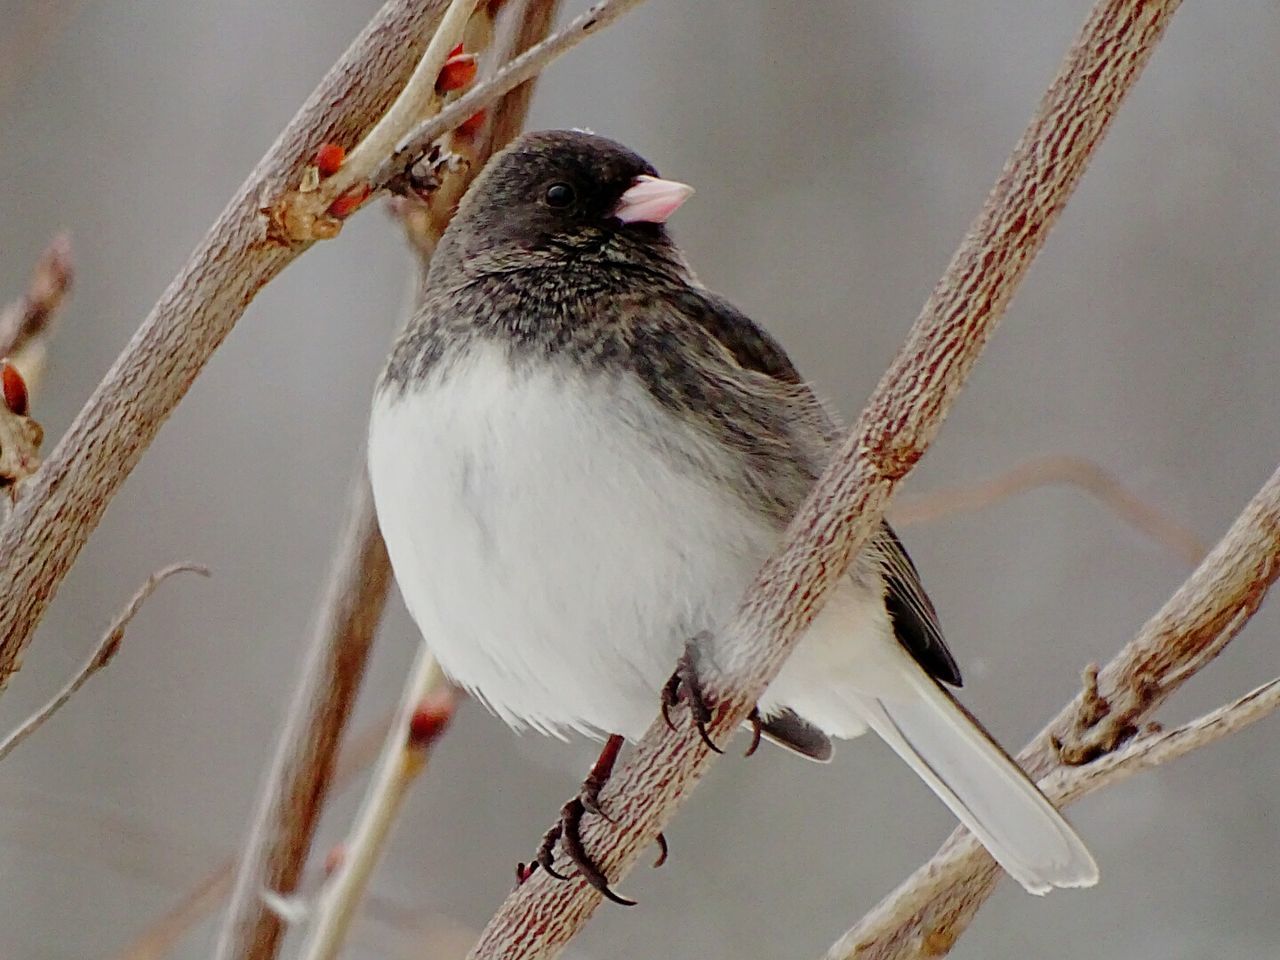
[466, 1, 1181, 958]
[0, 0, 451, 684]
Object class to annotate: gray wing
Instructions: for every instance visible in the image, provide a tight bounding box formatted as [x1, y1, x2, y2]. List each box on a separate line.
[667, 288, 962, 688]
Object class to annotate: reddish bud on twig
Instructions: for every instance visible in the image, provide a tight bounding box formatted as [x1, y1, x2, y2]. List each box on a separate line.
[326, 183, 372, 219]
[457, 110, 487, 138]
[449, 42, 465, 58]
[407, 690, 456, 748]
[314, 142, 346, 177]
[436, 53, 478, 93]
[324, 843, 347, 876]
[2, 362, 29, 416]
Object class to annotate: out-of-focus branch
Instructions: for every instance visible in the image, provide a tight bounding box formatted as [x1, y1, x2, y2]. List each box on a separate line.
[213, 477, 393, 960]
[827, 464, 1280, 960]
[0, 562, 207, 763]
[0, 232, 73, 368]
[296, 657, 455, 960]
[465, 2, 1180, 959]
[891, 455, 1209, 565]
[1, 235, 72, 501]
[0, 0, 456, 689]
[115, 721, 392, 960]
[214, 4, 561, 959]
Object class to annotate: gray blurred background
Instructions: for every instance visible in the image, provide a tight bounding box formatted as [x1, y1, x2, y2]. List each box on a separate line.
[2, 1, 1279, 958]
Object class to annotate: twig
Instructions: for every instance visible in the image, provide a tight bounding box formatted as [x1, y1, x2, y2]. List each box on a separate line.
[0, 562, 207, 762]
[0, 0, 459, 689]
[272, 0, 650, 241]
[0, 235, 72, 500]
[213, 476, 393, 960]
[323, 0, 480, 198]
[825, 460, 1280, 960]
[891, 455, 1209, 565]
[114, 721, 392, 960]
[0, 232, 73, 365]
[296, 654, 454, 960]
[375, 0, 646, 191]
[465, 2, 1179, 958]
[215, 5, 561, 959]
[1044, 674, 1280, 806]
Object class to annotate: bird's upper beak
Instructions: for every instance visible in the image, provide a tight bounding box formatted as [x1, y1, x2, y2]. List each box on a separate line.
[612, 175, 695, 225]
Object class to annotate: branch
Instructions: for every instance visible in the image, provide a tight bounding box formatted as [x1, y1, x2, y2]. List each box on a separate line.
[827, 463, 1280, 960]
[215, 4, 562, 958]
[891, 455, 1209, 565]
[0, 0, 459, 688]
[0, 232, 73, 363]
[296, 655, 454, 960]
[271, 0, 650, 240]
[213, 476, 393, 960]
[0, 234, 73, 498]
[466, 1, 1180, 958]
[0, 562, 207, 762]
[114, 721, 393, 960]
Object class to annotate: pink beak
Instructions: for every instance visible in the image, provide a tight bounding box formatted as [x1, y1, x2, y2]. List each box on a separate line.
[612, 174, 695, 225]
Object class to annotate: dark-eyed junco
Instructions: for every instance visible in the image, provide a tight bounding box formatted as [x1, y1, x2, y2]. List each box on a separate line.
[368, 130, 1097, 901]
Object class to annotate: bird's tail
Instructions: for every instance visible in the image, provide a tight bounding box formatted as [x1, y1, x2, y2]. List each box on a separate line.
[853, 674, 1098, 895]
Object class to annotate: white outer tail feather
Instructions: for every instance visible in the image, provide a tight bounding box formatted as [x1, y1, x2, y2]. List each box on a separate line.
[853, 675, 1099, 895]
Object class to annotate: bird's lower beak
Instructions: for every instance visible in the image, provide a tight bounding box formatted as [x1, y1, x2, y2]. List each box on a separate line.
[612, 175, 695, 225]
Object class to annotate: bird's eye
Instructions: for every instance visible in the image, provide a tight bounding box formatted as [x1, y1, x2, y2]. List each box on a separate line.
[544, 181, 576, 208]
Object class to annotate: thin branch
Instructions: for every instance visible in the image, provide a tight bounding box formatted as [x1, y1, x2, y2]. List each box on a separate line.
[213, 476, 393, 960]
[1043, 674, 1280, 806]
[826, 460, 1280, 960]
[296, 654, 454, 960]
[465, 2, 1180, 958]
[1, 235, 72, 500]
[114, 721, 392, 960]
[891, 455, 1209, 565]
[323, 0, 480, 198]
[215, 5, 561, 959]
[0, 232, 73, 363]
[0, 562, 208, 762]
[270, 0, 650, 241]
[0, 0, 458, 688]
[375, 0, 646, 191]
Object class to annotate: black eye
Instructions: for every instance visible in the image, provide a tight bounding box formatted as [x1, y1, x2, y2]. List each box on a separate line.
[544, 181, 576, 208]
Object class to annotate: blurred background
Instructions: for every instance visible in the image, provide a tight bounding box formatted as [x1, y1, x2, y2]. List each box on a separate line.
[2, 1, 1279, 957]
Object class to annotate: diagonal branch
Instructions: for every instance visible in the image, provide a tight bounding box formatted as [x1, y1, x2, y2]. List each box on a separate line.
[465, 2, 1181, 958]
[0, 0, 456, 688]
[0, 562, 208, 762]
[827, 463, 1280, 960]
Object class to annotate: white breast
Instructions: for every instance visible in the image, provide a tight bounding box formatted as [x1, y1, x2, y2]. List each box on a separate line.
[367, 342, 777, 740]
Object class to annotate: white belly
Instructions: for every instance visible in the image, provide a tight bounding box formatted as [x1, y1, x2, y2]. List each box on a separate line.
[368, 342, 898, 742]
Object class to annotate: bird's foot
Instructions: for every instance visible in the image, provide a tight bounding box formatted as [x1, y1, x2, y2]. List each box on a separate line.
[661, 633, 729, 754]
[518, 734, 647, 906]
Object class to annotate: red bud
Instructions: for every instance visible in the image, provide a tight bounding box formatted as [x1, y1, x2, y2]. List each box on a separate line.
[407, 691, 456, 748]
[457, 110, 487, 138]
[2, 362, 28, 416]
[314, 142, 346, 177]
[326, 183, 372, 219]
[436, 54, 478, 93]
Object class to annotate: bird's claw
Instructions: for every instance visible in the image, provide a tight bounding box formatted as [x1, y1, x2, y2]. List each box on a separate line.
[661, 638, 723, 754]
[526, 734, 636, 906]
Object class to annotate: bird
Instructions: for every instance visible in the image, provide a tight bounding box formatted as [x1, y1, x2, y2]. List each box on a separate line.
[367, 129, 1098, 903]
